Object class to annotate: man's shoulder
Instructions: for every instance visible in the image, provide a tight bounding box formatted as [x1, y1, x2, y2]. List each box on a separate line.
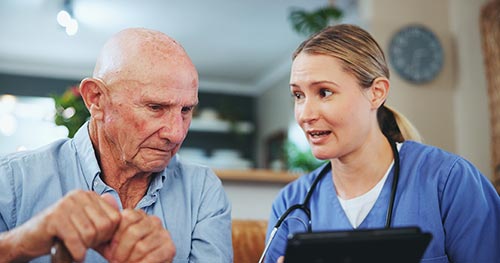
[161, 156, 227, 202]
[167, 155, 220, 183]
[0, 138, 72, 171]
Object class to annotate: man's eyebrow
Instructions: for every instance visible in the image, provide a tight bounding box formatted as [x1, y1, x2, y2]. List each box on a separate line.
[141, 98, 199, 107]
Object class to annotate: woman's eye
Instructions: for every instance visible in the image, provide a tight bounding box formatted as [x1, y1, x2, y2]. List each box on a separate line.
[291, 92, 304, 100]
[320, 89, 333, 98]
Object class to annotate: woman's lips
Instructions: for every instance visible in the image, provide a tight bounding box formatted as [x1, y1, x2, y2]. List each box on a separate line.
[307, 130, 331, 144]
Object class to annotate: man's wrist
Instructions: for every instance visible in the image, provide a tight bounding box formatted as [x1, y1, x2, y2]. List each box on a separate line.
[0, 230, 32, 262]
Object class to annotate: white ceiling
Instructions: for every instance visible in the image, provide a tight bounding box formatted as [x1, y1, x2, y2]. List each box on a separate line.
[0, 0, 359, 96]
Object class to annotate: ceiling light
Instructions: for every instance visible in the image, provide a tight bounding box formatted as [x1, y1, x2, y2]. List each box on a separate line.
[56, 10, 71, 27]
[56, 0, 78, 36]
[65, 19, 78, 36]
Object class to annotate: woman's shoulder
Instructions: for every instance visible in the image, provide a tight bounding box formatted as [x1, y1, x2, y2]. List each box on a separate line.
[400, 140, 486, 185]
[400, 140, 463, 166]
[402, 140, 454, 154]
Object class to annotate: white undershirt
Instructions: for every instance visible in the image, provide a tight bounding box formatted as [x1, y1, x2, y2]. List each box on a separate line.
[337, 143, 401, 228]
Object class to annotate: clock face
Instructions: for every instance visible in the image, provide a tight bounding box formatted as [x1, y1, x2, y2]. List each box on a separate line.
[388, 25, 444, 84]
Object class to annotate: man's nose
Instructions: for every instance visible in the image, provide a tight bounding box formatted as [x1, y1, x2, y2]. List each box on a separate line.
[158, 112, 186, 144]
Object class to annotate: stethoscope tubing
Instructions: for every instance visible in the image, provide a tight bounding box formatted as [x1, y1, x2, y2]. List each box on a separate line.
[258, 138, 400, 263]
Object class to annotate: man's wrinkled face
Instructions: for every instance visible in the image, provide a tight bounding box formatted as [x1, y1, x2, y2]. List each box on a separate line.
[97, 69, 198, 173]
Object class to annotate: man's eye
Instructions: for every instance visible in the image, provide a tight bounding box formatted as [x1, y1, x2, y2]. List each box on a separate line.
[320, 89, 333, 98]
[149, 104, 162, 111]
[181, 106, 194, 114]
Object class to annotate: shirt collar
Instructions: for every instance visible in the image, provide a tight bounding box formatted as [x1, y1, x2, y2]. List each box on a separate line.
[133, 156, 177, 209]
[72, 121, 173, 196]
[73, 121, 102, 190]
[149, 155, 177, 193]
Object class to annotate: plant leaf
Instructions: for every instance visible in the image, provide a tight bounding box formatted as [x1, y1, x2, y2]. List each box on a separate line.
[289, 6, 343, 36]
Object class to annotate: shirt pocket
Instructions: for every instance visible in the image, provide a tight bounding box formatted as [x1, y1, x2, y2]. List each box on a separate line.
[421, 255, 449, 262]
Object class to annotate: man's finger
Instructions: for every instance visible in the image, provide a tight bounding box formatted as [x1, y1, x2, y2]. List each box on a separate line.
[100, 193, 120, 210]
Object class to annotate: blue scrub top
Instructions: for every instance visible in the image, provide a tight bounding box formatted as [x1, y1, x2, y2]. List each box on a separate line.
[265, 141, 500, 263]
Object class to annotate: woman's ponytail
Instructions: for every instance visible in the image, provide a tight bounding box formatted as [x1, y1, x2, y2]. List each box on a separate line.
[377, 105, 422, 143]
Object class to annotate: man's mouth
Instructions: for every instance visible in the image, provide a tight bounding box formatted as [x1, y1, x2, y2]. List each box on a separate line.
[147, 147, 175, 154]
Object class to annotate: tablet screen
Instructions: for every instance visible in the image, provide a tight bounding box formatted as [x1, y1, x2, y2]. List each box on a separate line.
[284, 227, 432, 263]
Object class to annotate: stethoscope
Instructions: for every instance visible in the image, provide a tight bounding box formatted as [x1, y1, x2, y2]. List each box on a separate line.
[258, 137, 401, 263]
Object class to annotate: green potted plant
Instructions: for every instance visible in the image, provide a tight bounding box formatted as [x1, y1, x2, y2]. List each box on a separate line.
[288, 5, 343, 36]
[52, 86, 90, 138]
[285, 140, 325, 173]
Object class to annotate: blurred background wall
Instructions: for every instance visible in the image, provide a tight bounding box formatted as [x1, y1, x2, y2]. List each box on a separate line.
[0, 0, 494, 219]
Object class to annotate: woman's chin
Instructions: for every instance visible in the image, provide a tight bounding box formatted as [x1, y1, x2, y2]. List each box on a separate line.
[311, 151, 331, 161]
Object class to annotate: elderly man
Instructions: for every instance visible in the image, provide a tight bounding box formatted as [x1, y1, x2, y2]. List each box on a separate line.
[0, 28, 232, 262]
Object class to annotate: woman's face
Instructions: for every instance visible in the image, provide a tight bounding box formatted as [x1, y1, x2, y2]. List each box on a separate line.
[290, 53, 378, 160]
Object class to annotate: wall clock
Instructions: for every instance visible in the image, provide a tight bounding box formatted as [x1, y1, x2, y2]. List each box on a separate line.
[388, 25, 444, 84]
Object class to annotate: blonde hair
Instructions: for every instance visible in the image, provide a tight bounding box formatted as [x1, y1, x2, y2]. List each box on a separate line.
[384, 105, 423, 142]
[293, 24, 421, 143]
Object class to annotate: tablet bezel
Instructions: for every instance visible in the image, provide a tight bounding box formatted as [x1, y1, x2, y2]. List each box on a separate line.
[284, 227, 432, 263]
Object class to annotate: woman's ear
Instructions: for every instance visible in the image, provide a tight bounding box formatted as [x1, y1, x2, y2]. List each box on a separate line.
[79, 78, 105, 120]
[369, 77, 390, 109]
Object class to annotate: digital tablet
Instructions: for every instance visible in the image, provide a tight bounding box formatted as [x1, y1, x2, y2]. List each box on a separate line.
[284, 227, 432, 263]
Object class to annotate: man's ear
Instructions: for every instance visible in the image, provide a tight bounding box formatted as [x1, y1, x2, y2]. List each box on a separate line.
[79, 78, 105, 120]
[369, 77, 390, 109]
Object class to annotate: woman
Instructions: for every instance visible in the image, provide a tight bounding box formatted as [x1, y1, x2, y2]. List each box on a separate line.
[263, 24, 500, 263]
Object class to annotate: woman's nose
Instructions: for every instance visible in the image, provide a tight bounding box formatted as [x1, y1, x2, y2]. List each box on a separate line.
[296, 99, 319, 124]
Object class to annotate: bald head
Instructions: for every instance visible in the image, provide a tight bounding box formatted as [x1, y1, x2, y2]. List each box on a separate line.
[82, 28, 199, 177]
[93, 28, 198, 87]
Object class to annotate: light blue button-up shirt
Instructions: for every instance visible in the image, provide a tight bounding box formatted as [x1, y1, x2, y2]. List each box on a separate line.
[0, 123, 233, 262]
